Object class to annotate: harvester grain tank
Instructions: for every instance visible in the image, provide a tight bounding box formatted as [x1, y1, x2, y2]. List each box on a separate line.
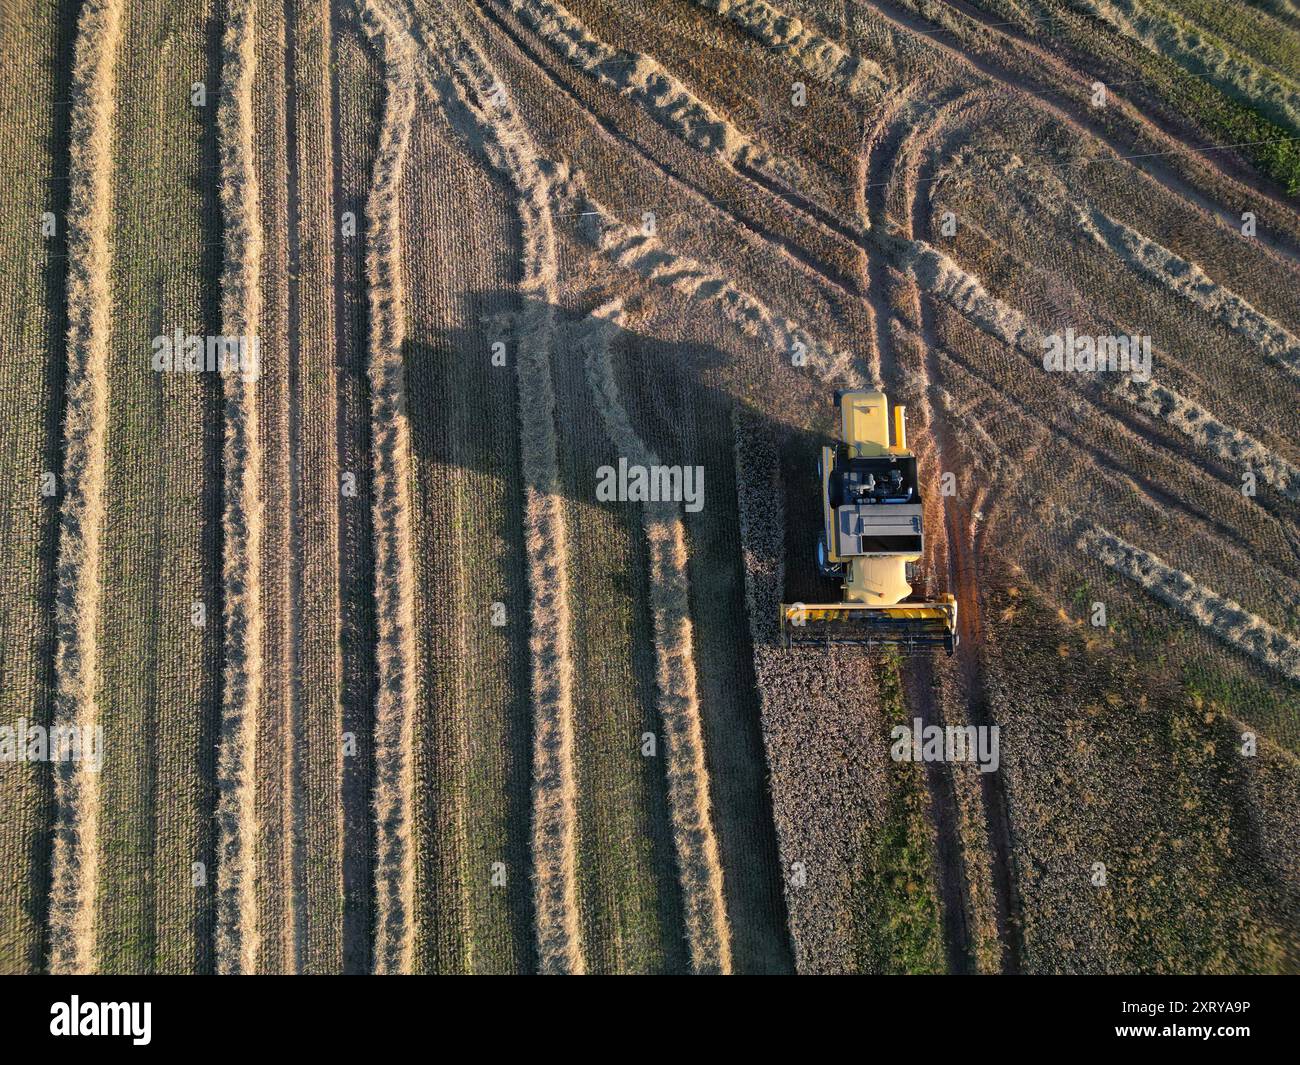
[780, 390, 958, 653]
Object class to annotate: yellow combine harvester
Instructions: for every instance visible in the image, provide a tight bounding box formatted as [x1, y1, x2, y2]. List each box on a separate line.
[780, 390, 958, 653]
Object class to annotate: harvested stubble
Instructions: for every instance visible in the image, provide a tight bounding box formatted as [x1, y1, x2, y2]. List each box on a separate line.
[56, 0, 226, 975]
[248, 0, 301, 973]
[283, 0, 348, 975]
[0, 0, 68, 974]
[931, 298, 1300, 652]
[579, 299, 732, 973]
[946, 191, 1300, 525]
[935, 140, 1300, 624]
[932, 341, 1300, 751]
[910, 151, 1300, 524]
[47, 0, 121, 977]
[387, 0, 582, 972]
[935, 149, 1300, 534]
[1117, 378, 1300, 503]
[354, 0, 420, 976]
[952, 148, 1300, 388]
[1079, 524, 1300, 683]
[498, 0, 802, 182]
[551, 166, 862, 388]
[887, 0, 1300, 221]
[396, 66, 535, 971]
[1071, 203, 1300, 382]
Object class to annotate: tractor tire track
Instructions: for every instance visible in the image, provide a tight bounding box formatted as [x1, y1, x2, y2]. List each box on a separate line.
[897, 94, 1024, 974]
[330, 0, 377, 974]
[865, 85, 991, 975]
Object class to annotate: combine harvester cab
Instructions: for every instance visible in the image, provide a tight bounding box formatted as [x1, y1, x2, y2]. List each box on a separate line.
[781, 390, 958, 654]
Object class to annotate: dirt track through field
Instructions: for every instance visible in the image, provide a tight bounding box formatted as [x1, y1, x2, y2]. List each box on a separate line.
[866, 86, 989, 973]
[47, 0, 122, 976]
[898, 90, 1024, 973]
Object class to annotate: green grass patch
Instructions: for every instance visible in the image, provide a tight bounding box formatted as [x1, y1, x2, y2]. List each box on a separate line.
[849, 656, 945, 974]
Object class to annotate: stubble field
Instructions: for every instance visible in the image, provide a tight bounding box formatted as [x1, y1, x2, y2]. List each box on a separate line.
[1, 0, 1298, 973]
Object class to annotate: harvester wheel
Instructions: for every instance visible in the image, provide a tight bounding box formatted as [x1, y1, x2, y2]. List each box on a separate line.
[817, 534, 845, 579]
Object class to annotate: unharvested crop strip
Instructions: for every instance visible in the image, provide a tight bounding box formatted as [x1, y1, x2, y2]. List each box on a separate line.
[354, 0, 419, 975]
[47, 0, 122, 976]
[579, 300, 732, 974]
[729, 406, 882, 972]
[692, 0, 890, 97]
[386, 0, 583, 973]
[214, 0, 265, 976]
[1079, 524, 1300, 683]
